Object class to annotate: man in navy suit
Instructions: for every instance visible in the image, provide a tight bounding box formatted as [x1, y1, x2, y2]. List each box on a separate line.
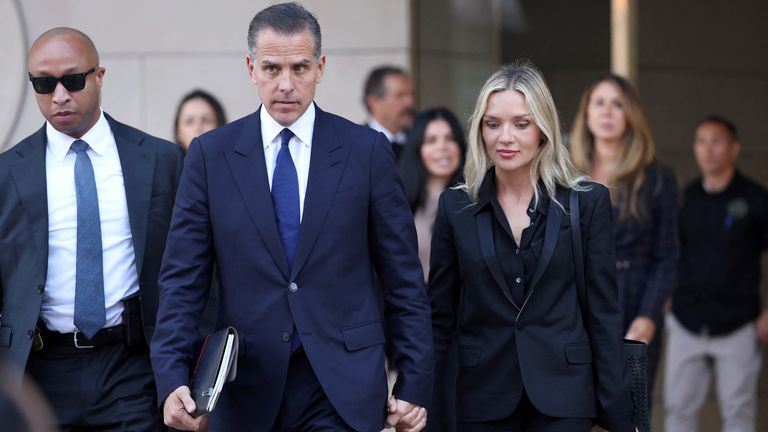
[151, 3, 433, 431]
[0, 28, 183, 430]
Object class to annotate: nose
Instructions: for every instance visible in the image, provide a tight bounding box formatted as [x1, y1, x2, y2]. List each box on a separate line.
[51, 82, 71, 105]
[499, 124, 514, 144]
[278, 69, 294, 93]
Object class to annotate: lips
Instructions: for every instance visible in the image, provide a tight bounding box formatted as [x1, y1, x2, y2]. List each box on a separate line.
[432, 157, 455, 167]
[497, 149, 519, 159]
[53, 111, 76, 121]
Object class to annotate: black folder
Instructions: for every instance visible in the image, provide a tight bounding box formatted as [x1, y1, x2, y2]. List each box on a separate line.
[190, 326, 238, 417]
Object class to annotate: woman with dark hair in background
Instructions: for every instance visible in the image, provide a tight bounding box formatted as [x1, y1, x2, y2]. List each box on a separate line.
[399, 108, 466, 280]
[173, 89, 227, 151]
[172, 89, 228, 336]
[570, 74, 679, 396]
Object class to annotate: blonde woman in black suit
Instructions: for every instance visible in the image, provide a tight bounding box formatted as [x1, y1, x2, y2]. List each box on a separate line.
[428, 61, 633, 432]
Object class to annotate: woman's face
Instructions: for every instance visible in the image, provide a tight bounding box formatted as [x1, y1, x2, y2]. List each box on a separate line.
[176, 97, 218, 150]
[482, 89, 542, 176]
[419, 119, 462, 181]
[586, 80, 627, 143]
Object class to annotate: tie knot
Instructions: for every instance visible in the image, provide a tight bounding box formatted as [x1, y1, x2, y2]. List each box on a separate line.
[280, 128, 294, 147]
[70, 139, 89, 153]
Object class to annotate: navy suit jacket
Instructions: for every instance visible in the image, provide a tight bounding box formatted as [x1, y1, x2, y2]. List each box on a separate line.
[150, 105, 433, 431]
[0, 115, 184, 390]
[429, 176, 633, 431]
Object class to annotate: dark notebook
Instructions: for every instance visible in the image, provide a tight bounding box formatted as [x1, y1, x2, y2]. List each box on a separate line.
[190, 326, 238, 417]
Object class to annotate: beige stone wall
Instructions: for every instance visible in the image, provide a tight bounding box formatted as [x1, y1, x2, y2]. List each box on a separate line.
[1, 0, 411, 151]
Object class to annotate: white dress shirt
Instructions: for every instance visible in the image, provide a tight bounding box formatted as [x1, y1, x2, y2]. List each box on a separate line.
[368, 117, 406, 146]
[261, 103, 314, 221]
[43, 110, 139, 333]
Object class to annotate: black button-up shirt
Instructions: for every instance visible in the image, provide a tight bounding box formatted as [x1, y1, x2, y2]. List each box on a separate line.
[484, 176, 548, 306]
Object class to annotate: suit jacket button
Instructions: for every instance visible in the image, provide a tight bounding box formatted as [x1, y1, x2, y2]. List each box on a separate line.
[288, 282, 298, 292]
[282, 332, 291, 342]
[26, 329, 34, 339]
[36, 284, 44, 294]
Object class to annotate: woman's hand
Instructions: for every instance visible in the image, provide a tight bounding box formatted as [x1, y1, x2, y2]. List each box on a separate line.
[625, 316, 656, 344]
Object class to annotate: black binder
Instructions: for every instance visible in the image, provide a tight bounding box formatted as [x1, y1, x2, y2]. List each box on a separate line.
[190, 326, 239, 417]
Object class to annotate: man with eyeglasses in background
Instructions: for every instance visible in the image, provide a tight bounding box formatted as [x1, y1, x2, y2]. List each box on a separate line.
[0, 27, 183, 430]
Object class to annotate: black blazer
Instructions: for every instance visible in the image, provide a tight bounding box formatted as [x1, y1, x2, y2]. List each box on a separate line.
[429, 173, 632, 430]
[0, 114, 184, 390]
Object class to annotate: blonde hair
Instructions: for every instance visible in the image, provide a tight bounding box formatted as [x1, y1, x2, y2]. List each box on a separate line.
[461, 60, 586, 207]
[570, 74, 655, 219]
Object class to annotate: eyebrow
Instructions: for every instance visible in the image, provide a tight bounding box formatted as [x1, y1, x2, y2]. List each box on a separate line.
[260, 59, 311, 67]
[483, 114, 532, 121]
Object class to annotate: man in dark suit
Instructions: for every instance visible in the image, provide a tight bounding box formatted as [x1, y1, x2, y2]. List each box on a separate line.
[363, 66, 416, 161]
[151, 3, 433, 432]
[0, 28, 183, 430]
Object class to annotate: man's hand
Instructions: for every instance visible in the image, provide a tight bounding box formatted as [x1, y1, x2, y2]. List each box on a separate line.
[756, 310, 768, 343]
[385, 396, 427, 432]
[625, 316, 656, 344]
[163, 385, 208, 431]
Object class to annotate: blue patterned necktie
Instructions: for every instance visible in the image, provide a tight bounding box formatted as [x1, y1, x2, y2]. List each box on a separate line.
[271, 128, 302, 351]
[71, 139, 106, 339]
[272, 128, 300, 268]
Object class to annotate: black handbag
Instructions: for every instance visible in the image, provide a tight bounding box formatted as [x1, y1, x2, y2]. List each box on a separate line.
[569, 190, 651, 432]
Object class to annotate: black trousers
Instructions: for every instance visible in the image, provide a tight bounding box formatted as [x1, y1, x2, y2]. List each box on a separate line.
[271, 350, 354, 432]
[26, 341, 161, 432]
[459, 392, 592, 432]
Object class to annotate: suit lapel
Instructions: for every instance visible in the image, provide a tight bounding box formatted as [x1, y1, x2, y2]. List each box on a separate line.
[290, 107, 349, 279]
[9, 127, 49, 268]
[225, 111, 290, 279]
[476, 208, 520, 311]
[520, 198, 563, 313]
[110, 115, 154, 278]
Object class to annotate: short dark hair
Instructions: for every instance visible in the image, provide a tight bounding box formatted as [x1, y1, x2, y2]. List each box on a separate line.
[699, 114, 738, 140]
[173, 89, 227, 145]
[247, 2, 322, 58]
[363, 66, 408, 113]
[398, 108, 467, 211]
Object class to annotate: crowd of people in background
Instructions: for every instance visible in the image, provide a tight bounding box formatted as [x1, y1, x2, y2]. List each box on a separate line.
[1, 2, 766, 432]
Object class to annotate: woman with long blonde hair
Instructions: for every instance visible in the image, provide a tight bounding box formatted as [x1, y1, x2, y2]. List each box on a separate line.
[570, 74, 679, 395]
[429, 61, 633, 431]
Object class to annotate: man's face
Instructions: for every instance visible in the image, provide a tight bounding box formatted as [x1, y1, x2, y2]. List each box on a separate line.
[27, 35, 104, 138]
[693, 121, 740, 177]
[370, 74, 414, 133]
[246, 29, 325, 127]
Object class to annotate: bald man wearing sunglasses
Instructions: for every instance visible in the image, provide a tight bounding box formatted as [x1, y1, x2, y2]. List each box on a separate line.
[0, 27, 183, 430]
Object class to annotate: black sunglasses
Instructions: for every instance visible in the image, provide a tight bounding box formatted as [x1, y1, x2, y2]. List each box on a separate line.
[28, 66, 98, 94]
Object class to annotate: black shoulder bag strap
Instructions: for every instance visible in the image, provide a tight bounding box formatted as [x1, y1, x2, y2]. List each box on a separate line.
[569, 189, 651, 432]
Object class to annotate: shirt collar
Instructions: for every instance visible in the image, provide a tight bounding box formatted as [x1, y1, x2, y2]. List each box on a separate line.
[475, 167, 549, 215]
[261, 102, 315, 149]
[46, 109, 110, 161]
[368, 118, 406, 145]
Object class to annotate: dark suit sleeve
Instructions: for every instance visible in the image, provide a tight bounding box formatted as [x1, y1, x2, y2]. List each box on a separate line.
[638, 167, 679, 325]
[425, 191, 461, 430]
[427, 192, 461, 368]
[150, 137, 215, 406]
[367, 133, 434, 409]
[584, 188, 634, 431]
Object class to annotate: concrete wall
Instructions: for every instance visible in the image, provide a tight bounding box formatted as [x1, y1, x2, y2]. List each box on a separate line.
[414, 0, 502, 128]
[1, 0, 411, 151]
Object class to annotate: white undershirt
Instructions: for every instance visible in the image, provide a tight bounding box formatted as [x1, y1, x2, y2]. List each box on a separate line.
[260, 103, 314, 221]
[42, 110, 139, 333]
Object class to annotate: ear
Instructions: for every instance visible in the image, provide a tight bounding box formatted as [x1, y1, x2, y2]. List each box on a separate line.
[315, 54, 326, 84]
[732, 139, 742, 160]
[245, 54, 258, 85]
[95, 66, 106, 91]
